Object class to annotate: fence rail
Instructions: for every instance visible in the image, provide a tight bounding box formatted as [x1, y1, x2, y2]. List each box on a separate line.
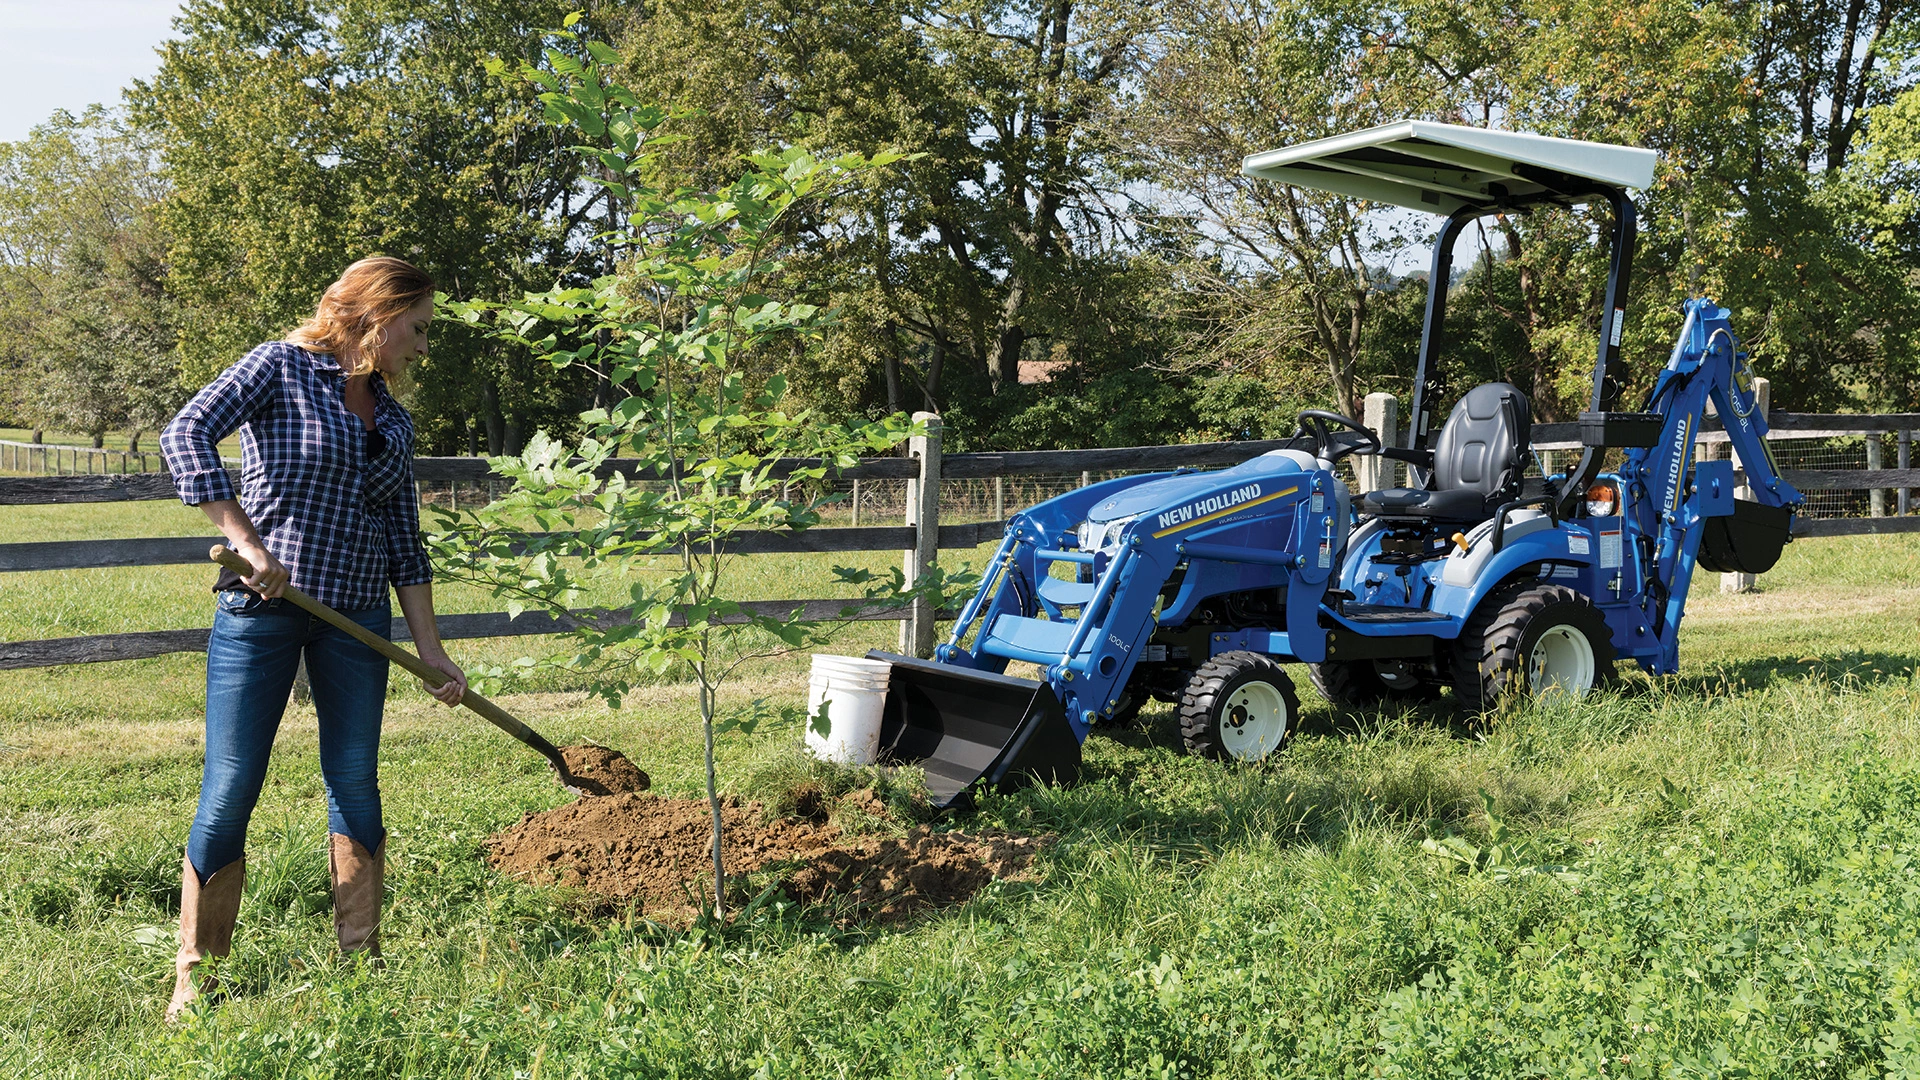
[4, 410, 1917, 672]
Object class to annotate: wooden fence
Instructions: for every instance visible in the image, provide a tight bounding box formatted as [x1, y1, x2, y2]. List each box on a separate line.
[0, 437, 242, 477]
[3, 409, 1917, 672]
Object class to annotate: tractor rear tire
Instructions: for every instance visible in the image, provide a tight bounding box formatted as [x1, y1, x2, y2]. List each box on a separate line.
[1305, 660, 1384, 705]
[1179, 652, 1300, 762]
[1305, 657, 1443, 707]
[1306, 661, 1443, 706]
[1451, 583, 1616, 709]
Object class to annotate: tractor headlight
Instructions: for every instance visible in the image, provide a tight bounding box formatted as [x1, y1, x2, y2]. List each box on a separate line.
[1075, 515, 1139, 553]
[1585, 482, 1619, 517]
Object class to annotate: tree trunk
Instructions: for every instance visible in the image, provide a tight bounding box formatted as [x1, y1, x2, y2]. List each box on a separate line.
[482, 383, 505, 456]
[504, 418, 526, 457]
[1499, 218, 1555, 420]
[466, 414, 480, 456]
[985, 275, 1029, 392]
[127, 431, 142, 453]
[884, 352, 902, 413]
[925, 337, 946, 411]
[593, 327, 615, 411]
[91, 430, 105, 449]
[30, 429, 41, 444]
[701, 679, 726, 921]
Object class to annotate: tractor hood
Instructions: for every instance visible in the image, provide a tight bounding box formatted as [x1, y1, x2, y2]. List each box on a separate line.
[1085, 449, 1319, 524]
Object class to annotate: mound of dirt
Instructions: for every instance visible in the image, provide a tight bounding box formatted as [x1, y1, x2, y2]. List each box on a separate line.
[487, 793, 1044, 924]
[558, 744, 650, 796]
[784, 827, 1046, 924]
[488, 793, 837, 912]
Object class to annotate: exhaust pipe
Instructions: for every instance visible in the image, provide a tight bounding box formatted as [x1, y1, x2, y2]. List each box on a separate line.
[866, 651, 1081, 809]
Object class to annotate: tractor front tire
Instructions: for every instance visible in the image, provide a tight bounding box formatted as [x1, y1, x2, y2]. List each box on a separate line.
[1096, 690, 1145, 727]
[1179, 652, 1300, 762]
[1451, 583, 1616, 709]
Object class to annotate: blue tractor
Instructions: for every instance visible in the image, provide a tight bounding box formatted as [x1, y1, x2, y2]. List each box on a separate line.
[868, 121, 1803, 809]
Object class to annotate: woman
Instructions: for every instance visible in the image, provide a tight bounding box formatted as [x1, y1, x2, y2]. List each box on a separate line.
[159, 256, 467, 1022]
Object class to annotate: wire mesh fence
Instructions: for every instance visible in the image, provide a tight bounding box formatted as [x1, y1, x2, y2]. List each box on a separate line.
[413, 471, 1239, 526]
[409, 437, 1919, 525]
[1697, 434, 1912, 519]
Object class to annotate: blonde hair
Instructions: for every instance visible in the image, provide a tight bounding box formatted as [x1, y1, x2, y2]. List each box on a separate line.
[286, 256, 436, 376]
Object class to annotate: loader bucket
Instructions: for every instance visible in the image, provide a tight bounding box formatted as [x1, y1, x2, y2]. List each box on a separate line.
[865, 651, 1081, 810]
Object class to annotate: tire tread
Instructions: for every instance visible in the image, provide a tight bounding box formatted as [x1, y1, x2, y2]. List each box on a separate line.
[1179, 651, 1300, 760]
[1450, 582, 1616, 708]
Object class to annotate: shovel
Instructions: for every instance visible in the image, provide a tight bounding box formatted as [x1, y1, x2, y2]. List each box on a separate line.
[209, 544, 595, 794]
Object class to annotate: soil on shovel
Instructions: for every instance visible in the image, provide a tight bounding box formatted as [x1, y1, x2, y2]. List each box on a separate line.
[487, 791, 1044, 925]
[557, 744, 650, 796]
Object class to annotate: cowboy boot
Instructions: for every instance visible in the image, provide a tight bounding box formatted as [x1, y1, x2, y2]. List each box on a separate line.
[167, 854, 246, 1023]
[329, 833, 385, 958]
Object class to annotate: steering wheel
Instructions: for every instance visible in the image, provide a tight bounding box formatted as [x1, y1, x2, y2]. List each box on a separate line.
[1294, 409, 1383, 464]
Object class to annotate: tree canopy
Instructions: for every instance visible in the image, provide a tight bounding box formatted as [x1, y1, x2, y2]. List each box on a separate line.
[0, 0, 1912, 449]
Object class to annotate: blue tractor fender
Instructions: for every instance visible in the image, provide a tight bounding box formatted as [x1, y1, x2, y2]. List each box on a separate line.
[1426, 513, 1595, 626]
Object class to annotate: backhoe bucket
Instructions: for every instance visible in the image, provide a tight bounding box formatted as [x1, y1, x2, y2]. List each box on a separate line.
[865, 651, 1081, 810]
[1698, 500, 1793, 575]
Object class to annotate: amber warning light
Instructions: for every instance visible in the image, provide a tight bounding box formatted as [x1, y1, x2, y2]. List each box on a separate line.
[1586, 482, 1620, 517]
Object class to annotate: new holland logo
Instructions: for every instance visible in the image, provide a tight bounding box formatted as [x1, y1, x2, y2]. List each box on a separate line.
[1666, 413, 1692, 512]
[1151, 483, 1299, 538]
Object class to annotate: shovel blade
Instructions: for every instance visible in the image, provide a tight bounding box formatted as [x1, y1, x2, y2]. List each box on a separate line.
[866, 651, 1081, 810]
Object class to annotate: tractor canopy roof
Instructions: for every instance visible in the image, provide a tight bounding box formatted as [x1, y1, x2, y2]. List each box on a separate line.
[1240, 120, 1658, 216]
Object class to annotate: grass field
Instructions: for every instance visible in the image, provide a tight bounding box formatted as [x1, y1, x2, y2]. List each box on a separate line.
[3, 519, 1919, 1077]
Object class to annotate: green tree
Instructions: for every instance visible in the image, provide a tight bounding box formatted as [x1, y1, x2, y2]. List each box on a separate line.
[1118, 0, 1488, 418]
[131, 0, 617, 450]
[0, 108, 178, 446]
[1492, 0, 1920, 412]
[619, 0, 1186, 450]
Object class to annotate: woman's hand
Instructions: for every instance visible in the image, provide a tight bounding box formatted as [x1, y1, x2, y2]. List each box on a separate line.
[234, 540, 290, 599]
[415, 647, 466, 706]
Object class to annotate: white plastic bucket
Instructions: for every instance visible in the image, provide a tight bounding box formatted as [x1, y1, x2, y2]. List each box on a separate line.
[803, 654, 892, 764]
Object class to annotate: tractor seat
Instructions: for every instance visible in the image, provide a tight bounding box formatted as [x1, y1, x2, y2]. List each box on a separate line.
[1359, 382, 1532, 524]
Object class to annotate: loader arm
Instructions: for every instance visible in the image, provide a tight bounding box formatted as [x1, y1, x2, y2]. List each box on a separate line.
[874, 453, 1345, 807]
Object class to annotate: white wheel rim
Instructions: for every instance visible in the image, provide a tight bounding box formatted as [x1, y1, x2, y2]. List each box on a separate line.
[1528, 626, 1596, 701]
[1219, 681, 1290, 759]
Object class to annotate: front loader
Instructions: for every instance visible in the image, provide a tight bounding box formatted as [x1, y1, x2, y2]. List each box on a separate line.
[866, 121, 1802, 809]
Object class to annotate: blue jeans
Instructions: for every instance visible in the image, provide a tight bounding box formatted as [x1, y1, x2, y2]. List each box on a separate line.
[187, 590, 391, 882]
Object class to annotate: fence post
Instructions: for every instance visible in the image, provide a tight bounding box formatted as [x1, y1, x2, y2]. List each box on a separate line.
[901, 411, 943, 658]
[1722, 376, 1769, 594]
[1867, 436, 1885, 517]
[850, 479, 861, 526]
[1357, 392, 1398, 493]
[994, 476, 1004, 522]
[1896, 426, 1912, 515]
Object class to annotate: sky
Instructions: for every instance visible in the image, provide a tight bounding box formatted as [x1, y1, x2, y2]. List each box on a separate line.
[0, 0, 186, 144]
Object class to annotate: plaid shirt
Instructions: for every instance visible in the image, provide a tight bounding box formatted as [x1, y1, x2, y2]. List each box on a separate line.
[161, 341, 433, 611]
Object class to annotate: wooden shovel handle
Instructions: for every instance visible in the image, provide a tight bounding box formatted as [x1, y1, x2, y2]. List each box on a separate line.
[208, 545, 570, 773]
